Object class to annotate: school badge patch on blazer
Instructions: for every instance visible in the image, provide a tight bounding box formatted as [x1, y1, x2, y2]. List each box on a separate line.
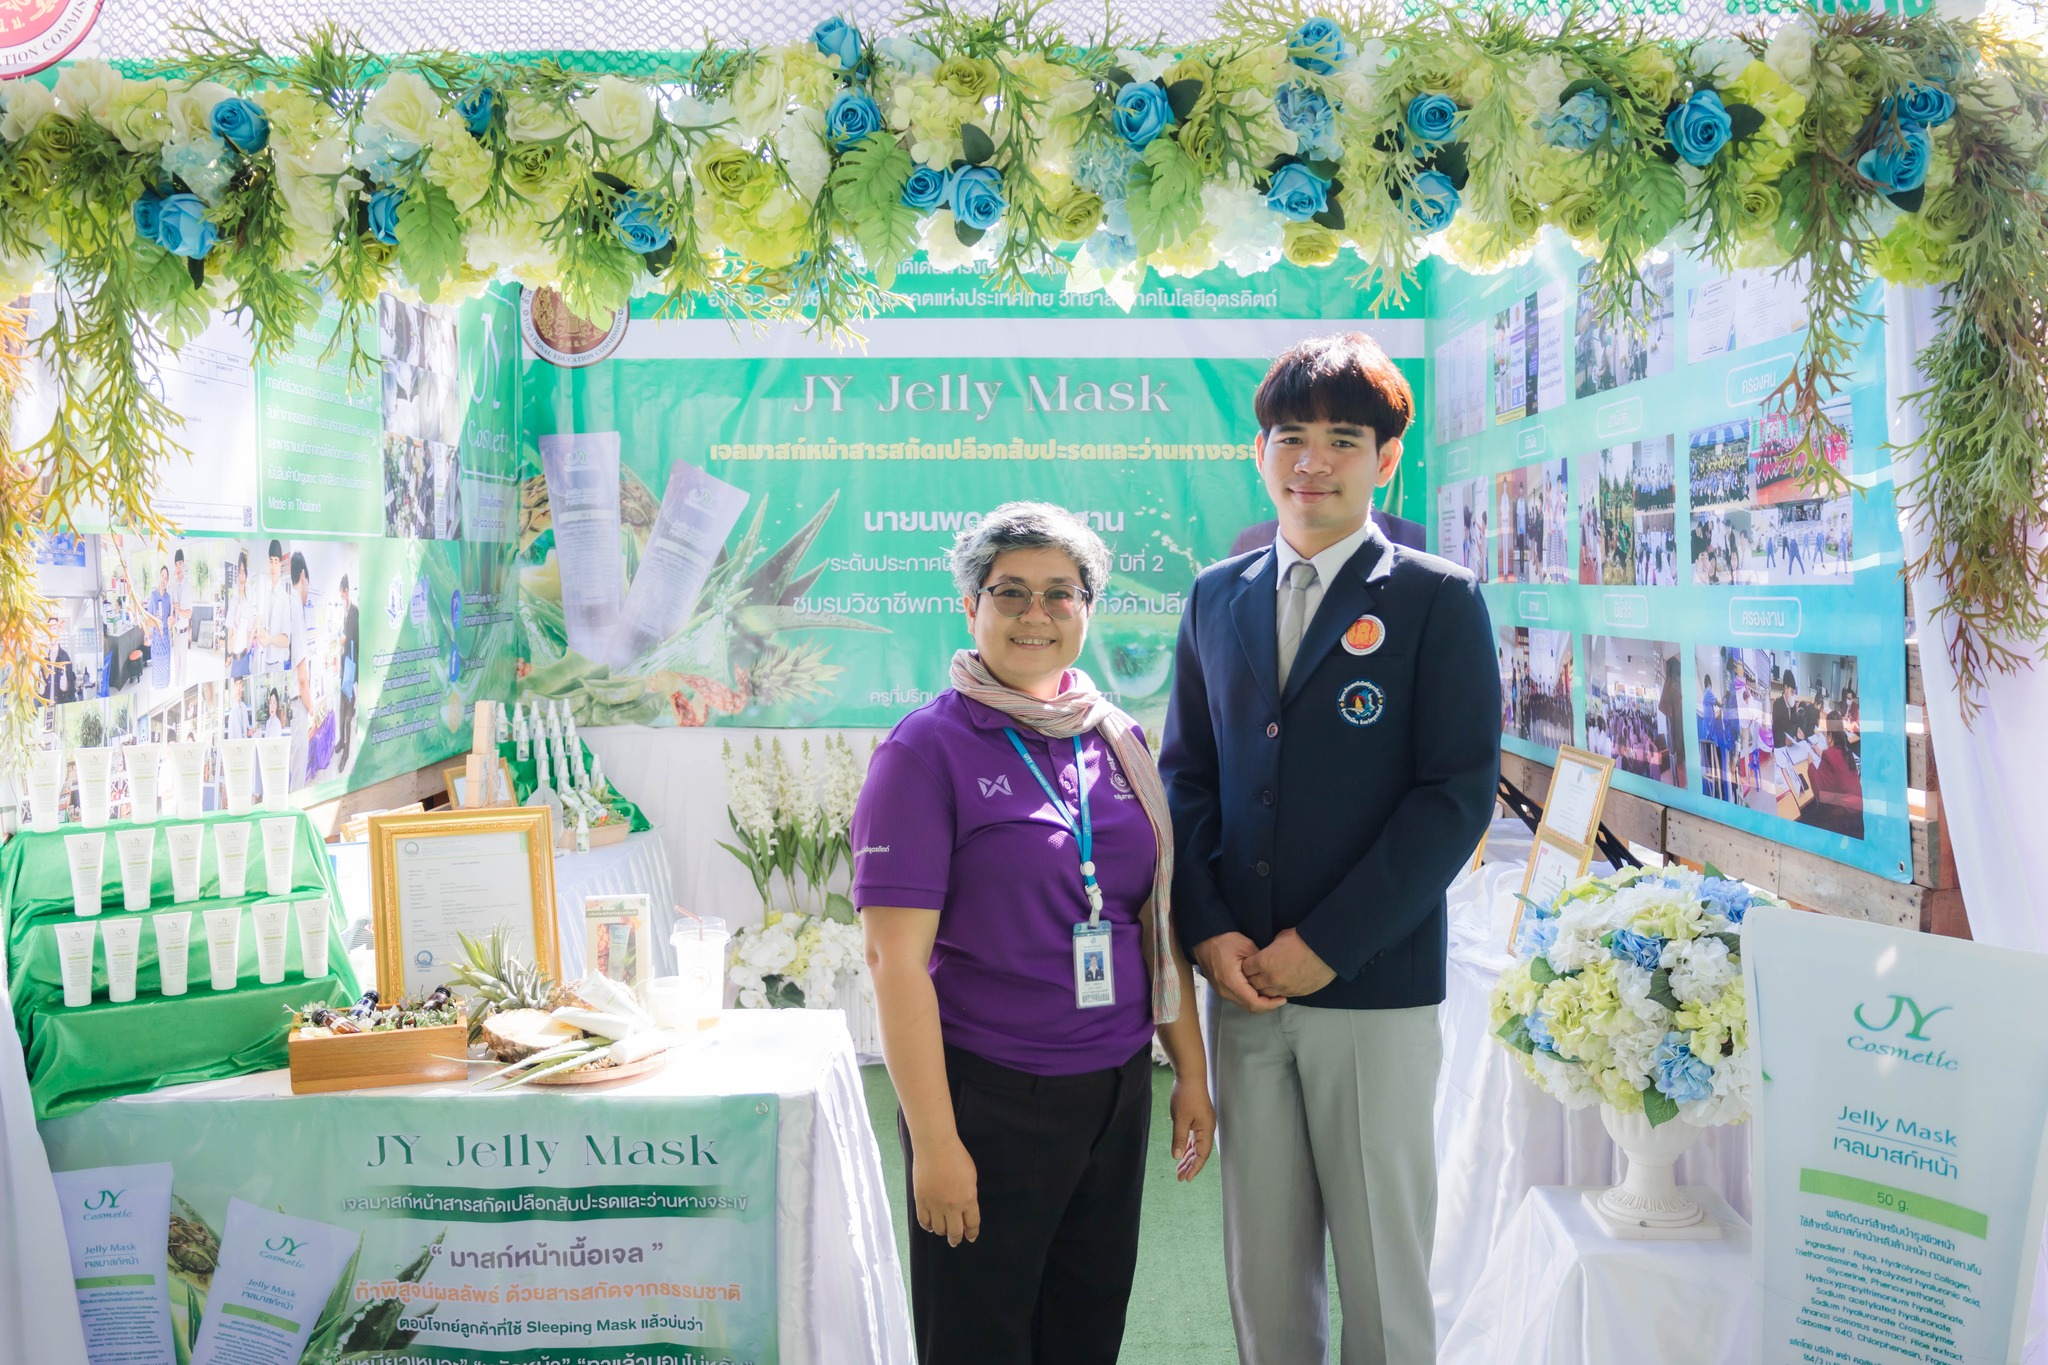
[1341, 614, 1385, 655]
[1337, 679, 1386, 726]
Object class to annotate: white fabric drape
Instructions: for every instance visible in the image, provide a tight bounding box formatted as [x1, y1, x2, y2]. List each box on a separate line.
[1885, 283, 2048, 1360]
[0, 977, 90, 1365]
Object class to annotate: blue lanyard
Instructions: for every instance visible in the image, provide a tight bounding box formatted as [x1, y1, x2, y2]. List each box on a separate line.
[1004, 728, 1103, 923]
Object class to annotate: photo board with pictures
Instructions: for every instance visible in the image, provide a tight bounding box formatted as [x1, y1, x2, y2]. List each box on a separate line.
[1426, 234, 1910, 882]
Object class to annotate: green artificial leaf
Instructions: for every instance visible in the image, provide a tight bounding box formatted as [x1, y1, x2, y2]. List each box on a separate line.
[1648, 967, 1682, 1011]
[1559, 77, 1604, 105]
[1724, 102, 1766, 144]
[1165, 78, 1205, 121]
[1303, 157, 1341, 180]
[827, 132, 918, 286]
[1702, 862, 1727, 880]
[1312, 201, 1345, 231]
[959, 122, 995, 167]
[1497, 1015, 1538, 1054]
[1622, 157, 1687, 250]
[1530, 955, 1559, 985]
[395, 180, 463, 303]
[186, 255, 205, 289]
[953, 219, 986, 246]
[1888, 184, 1927, 214]
[1127, 138, 1203, 255]
[1106, 65, 1135, 88]
[1433, 141, 1471, 190]
[825, 891, 858, 924]
[1643, 1086, 1680, 1127]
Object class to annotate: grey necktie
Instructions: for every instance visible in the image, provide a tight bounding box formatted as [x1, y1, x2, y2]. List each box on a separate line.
[1277, 560, 1318, 691]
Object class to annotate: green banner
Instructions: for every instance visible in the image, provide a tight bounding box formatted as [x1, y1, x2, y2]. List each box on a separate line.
[41, 1091, 781, 1364]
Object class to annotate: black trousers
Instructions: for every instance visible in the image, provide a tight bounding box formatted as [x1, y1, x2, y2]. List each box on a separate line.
[900, 1042, 1152, 1365]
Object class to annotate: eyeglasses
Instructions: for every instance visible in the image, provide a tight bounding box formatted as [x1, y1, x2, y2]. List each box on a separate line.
[976, 584, 1093, 619]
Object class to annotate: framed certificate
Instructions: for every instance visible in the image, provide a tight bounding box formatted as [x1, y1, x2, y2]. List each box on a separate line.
[1541, 745, 1614, 849]
[370, 808, 559, 999]
[1509, 827, 1594, 951]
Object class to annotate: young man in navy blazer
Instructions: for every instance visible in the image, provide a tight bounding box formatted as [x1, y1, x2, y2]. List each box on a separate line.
[1161, 334, 1500, 1365]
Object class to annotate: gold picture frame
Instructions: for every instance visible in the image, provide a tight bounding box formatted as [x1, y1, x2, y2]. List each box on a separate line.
[1540, 745, 1616, 850]
[1508, 827, 1595, 952]
[370, 807, 559, 999]
[442, 757, 517, 809]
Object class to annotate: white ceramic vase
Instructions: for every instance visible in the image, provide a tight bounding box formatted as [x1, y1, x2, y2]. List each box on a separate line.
[1586, 1103, 1718, 1239]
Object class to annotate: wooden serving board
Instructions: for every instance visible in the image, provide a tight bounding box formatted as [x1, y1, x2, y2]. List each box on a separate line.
[529, 1050, 668, 1087]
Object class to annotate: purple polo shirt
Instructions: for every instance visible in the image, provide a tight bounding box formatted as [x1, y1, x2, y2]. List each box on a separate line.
[851, 687, 1157, 1076]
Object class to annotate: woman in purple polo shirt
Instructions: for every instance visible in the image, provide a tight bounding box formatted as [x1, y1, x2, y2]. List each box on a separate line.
[856, 501, 1212, 1365]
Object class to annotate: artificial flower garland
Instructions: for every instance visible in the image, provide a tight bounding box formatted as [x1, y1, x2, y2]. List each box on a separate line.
[0, 3, 2045, 768]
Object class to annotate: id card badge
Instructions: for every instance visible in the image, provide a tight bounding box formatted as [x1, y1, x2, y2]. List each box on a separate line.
[1073, 922, 1115, 1009]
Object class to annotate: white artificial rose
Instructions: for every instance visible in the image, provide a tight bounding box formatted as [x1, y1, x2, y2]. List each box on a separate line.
[106, 77, 170, 152]
[362, 69, 442, 150]
[575, 74, 656, 150]
[1524, 54, 1568, 116]
[166, 79, 233, 143]
[1116, 48, 1175, 84]
[274, 134, 351, 232]
[732, 56, 788, 142]
[425, 116, 493, 210]
[1349, 37, 1389, 74]
[1764, 21, 1815, 93]
[1693, 38, 1751, 88]
[0, 79, 56, 141]
[52, 59, 123, 124]
[777, 105, 831, 202]
[665, 90, 732, 129]
[506, 93, 571, 142]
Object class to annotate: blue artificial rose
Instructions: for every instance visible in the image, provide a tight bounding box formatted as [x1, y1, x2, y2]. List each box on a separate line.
[132, 191, 165, 245]
[1113, 80, 1176, 149]
[1275, 82, 1338, 159]
[1407, 168, 1459, 233]
[456, 88, 498, 138]
[208, 96, 269, 155]
[613, 192, 672, 254]
[1897, 80, 1955, 128]
[1526, 1006, 1559, 1054]
[1651, 1032, 1716, 1105]
[900, 164, 948, 212]
[366, 186, 404, 246]
[1608, 927, 1666, 972]
[1543, 88, 1611, 151]
[1406, 92, 1461, 146]
[155, 192, 217, 259]
[826, 88, 882, 151]
[949, 163, 1006, 231]
[813, 16, 863, 72]
[1858, 120, 1932, 194]
[1666, 89, 1734, 167]
[1265, 162, 1331, 221]
[1288, 16, 1348, 75]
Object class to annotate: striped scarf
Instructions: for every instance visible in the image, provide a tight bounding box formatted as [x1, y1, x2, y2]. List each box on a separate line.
[949, 649, 1181, 1025]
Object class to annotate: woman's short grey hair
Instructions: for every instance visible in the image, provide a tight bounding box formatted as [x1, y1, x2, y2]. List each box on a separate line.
[950, 502, 1112, 601]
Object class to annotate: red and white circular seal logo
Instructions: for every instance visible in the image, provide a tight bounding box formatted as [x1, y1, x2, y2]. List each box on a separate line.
[0, 0, 104, 80]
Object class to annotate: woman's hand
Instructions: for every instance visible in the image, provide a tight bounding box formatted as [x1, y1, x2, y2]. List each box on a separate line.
[914, 1134, 981, 1246]
[1170, 1074, 1216, 1181]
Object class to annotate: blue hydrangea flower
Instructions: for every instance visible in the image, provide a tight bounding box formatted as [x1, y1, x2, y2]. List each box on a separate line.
[208, 97, 269, 155]
[1265, 162, 1331, 221]
[949, 164, 1006, 231]
[1515, 913, 1559, 963]
[161, 136, 233, 203]
[1608, 927, 1666, 971]
[1407, 168, 1459, 233]
[1113, 80, 1176, 149]
[1666, 89, 1734, 167]
[155, 192, 217, 259]
[826, 88, 882, 151]
[366, 186, 404, 246]
[613, 192, 671, 254]
[1543, 88, 1611, 151]
[456, 88, 498, 139]
[1896, 80, 1955, 128]
[1275, 82, 1339, 160]
[351, 125, 420, 184]
[1526, 1006, 1559, 1054]
[813, 16, 863, 72]
[1406, 92, 1461, 146]
[1651, 1032, 1716, 1104]
[1288, 17, 1348, 75]
[1072, 133, 1141, 206]
[1858, 120, 1932, 194]
[900, 164, 948, 213]
[1699, 876, 1752, 924]
[1085, 228, 1137, 270]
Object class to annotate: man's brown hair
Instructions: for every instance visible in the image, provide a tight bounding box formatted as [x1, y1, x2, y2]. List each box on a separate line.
[1254, 332, 1413, 444]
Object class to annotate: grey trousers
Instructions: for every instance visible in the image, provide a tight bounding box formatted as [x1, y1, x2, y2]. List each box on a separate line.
[1210, 995, 1443, 1365]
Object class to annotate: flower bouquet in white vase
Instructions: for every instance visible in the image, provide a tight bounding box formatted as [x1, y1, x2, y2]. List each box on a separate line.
[1489, 864, 1766, 1239]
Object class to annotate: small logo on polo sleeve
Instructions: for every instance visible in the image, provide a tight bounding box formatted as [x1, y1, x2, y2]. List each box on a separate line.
[977, 775, 1012, 798]
[855, 845, 891, 857]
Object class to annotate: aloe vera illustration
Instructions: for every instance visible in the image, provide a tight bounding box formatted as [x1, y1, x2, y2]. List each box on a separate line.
[300, 1230, 445, 1364]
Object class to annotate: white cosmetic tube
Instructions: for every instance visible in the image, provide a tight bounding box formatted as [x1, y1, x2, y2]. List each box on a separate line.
[212, 821, 251, 898]
[52, 1163, 177, 1365]
[28, 746, 63, 833]
[65, 832, 105, 917]
[165, 825, 204, 904]
[101, 917, 141, 1003]
[168, 743, 204, 820]
[152, 911, 191, 996]
[293, 896, 330, 979]
[74, 747, 111, 828]
[115, 828, 155, 912]
[54, 921, 96, 1007]
[256, 736, 290, 811]
[203, 908, 241, 991]
[220, 738, 256, 815]
[251, 900, 289, 985]
[123, 744, 163, 823]
[260, 816, 296, 895]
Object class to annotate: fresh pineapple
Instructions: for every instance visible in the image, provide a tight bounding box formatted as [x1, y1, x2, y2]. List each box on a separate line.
[448, 928, 566, 1058]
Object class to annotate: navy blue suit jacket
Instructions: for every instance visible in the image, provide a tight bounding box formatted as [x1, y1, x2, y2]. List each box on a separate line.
[1160, 522, 1501, 1010]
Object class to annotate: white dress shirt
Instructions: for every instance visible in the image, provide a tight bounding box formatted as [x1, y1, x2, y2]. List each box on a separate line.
[1272, 519, 1376, 645]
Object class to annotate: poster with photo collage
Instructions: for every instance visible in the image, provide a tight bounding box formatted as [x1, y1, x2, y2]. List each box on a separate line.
[1426, 237, 1910, 882]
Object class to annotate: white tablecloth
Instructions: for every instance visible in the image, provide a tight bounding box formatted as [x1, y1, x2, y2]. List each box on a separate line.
[36, 1009, 910, 1365]
[1432, 819, 1753, 1340]
[551, 827, 680, 979]
[1440, 1185, 1754, 1365]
